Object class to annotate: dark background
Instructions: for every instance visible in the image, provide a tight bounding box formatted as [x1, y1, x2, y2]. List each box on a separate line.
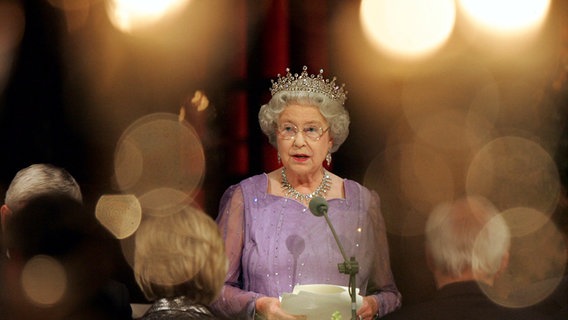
[1, 0, 567, 306]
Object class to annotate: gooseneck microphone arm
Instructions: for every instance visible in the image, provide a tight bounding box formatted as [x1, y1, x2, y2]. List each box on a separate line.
[310, 198, 349, 262]
[309, 196, 359, 320]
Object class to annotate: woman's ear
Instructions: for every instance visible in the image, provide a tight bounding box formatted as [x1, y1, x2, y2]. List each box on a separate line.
[495, 251, 510, 280]
[1, 204, 12, 233]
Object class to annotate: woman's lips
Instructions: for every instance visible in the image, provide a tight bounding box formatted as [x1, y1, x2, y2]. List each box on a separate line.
[292, 154, 309, 162]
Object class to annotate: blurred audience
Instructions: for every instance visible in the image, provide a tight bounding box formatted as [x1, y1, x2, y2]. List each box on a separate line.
[0, 164, 131, 319]
[383, 196, 547, 320]
[536, 192, 568, 319]
[3, 193, 131, 319]
[133, 207, 227, 319]
[1, 163, 82, 231]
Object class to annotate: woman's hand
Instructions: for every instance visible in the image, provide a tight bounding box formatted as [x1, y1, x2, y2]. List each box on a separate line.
[255, 297, 306, 320]
[356, 296, 378, 320]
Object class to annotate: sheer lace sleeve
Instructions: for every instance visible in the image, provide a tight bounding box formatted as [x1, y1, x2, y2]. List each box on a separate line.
[367, 191, 402, 317]
[211, 184, 263, 319]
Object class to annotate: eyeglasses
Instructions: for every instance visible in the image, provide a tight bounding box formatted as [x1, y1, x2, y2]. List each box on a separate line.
[277, 122, 329, 141]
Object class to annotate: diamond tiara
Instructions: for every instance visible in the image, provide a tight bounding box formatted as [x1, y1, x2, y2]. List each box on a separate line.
[270, 66, 348, 105]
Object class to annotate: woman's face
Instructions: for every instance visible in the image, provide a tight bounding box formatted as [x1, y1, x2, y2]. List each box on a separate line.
[276, 103, 333, 177]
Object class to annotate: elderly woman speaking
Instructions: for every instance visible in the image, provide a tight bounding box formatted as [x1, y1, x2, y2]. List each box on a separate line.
[212, 66, 401, 320]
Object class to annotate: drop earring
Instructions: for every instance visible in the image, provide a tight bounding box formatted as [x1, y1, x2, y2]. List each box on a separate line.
[326, 152, 332, 166]
[277, 152, 281, 164]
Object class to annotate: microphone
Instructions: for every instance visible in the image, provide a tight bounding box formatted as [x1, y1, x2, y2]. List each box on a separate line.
[309, 197, 359, 320]
[308, 197, 348, 265]
[308, 196, 328, 217]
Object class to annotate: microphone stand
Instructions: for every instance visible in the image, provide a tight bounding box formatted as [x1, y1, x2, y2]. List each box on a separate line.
[321, 211, 359, 320]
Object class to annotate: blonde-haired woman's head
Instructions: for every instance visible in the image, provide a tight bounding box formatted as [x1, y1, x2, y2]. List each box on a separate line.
[134, 207, 227, 304]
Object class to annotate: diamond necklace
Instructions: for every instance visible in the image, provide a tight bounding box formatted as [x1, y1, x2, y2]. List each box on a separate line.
[281, 167, 331, 203]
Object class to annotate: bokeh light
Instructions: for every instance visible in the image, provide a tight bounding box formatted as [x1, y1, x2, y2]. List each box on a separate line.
[501, 207, 551, 238]
[481, 215, 566, 308]
[488, 80, 561, 149]
[95, 194, 142, 239]
[396, 142, 455, 217]
[21, 255, 67, 307]
[360, 0, 455, 59]
[364, 147, 416, 236]
[401, 58, 497, 147]
[113, 112, 206, 216]
[466, 136, 560, 214]
[458, 0, 551, 34]
[190, 90, 209, 112]
[116, 199, 205, 268]
[137, 187, 192, 217]
[106, 0, 191, 33]
[364, 138, 455, 237]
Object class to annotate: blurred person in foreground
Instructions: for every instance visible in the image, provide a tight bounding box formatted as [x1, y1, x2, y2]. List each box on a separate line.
[383, 196, 546, 320]
[3, 193, 131, 320]
[211, 66, 401, 319]
[0, 163, 132, 319]
[1, 163, 82, 229]
[134, 207, 227, 319]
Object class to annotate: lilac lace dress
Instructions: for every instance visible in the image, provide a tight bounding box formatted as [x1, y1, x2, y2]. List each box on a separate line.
[211, 174, 401, 319]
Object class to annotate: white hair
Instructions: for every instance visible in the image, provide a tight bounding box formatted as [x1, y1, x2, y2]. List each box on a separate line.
[258, 90, 350, 153]
[425, 196, 510, 278]
[4, 163, 82, 211]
